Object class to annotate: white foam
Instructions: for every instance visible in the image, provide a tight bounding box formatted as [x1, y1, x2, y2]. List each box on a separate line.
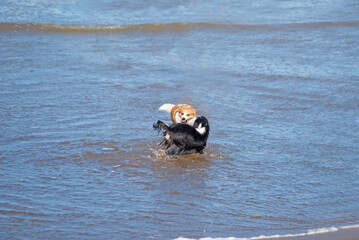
[102, 147, 116, 151]
[340, 224, 359, 229]
[174, 224, 359, 240]
[307, 227, 338, 235]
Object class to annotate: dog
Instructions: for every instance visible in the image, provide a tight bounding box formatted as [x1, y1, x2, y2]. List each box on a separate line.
[153, 116, 209, 156]
[158, 103, 197, 126]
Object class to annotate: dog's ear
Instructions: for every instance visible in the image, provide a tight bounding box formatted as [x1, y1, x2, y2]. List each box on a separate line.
[172, 105, 180, 114]
[198, 116, 209, 127]
[203, 117, 209, 127]
[192, 117, 200, 128]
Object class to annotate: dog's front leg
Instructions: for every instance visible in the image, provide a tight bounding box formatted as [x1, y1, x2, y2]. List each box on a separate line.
[174, 147, 182, 157]
[159, 139, 166, 148]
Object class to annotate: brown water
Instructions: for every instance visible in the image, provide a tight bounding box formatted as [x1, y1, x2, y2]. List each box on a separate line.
[1, 1, 359, 239]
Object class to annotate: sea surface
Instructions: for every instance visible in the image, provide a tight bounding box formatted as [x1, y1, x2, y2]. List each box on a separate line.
[1, 1, 359, 239]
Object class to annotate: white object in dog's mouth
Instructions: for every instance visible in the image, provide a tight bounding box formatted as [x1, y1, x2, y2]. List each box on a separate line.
[181, 119, 187, 123]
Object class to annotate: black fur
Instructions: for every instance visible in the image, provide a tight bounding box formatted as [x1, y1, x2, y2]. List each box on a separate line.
[153, 116, 210, 156]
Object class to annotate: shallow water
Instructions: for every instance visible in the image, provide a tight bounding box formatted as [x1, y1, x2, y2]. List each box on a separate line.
[1, 1, 359, 239]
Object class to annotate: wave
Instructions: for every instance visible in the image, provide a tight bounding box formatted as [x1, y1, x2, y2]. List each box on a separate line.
[174, 224, 359, 240]
[0, 21, 358, 34]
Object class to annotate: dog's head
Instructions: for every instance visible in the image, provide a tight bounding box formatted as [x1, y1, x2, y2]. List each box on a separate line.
[177, 105, 196, 125]
[193, 116, 209, 137]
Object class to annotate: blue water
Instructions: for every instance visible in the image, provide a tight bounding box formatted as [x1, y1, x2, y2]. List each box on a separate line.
[1, 1, 359, 239]
[1, 0, 358, 25]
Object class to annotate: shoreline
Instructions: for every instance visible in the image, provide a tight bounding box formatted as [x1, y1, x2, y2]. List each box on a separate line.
[175, 225, 359, 240]
[266, 226, 359, 240]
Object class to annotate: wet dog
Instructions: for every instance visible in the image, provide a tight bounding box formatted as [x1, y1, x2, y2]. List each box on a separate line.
[153, 116, 209, 156]
[158, 103, 197, 126]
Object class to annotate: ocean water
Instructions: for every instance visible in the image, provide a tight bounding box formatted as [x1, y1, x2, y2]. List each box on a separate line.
[1, 1, 359, 239]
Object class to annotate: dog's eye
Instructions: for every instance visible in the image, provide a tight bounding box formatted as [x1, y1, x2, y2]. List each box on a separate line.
[187, 114, 189, 116]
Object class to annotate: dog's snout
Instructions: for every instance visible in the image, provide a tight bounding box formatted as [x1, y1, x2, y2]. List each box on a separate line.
[182, 117, 186, 120]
